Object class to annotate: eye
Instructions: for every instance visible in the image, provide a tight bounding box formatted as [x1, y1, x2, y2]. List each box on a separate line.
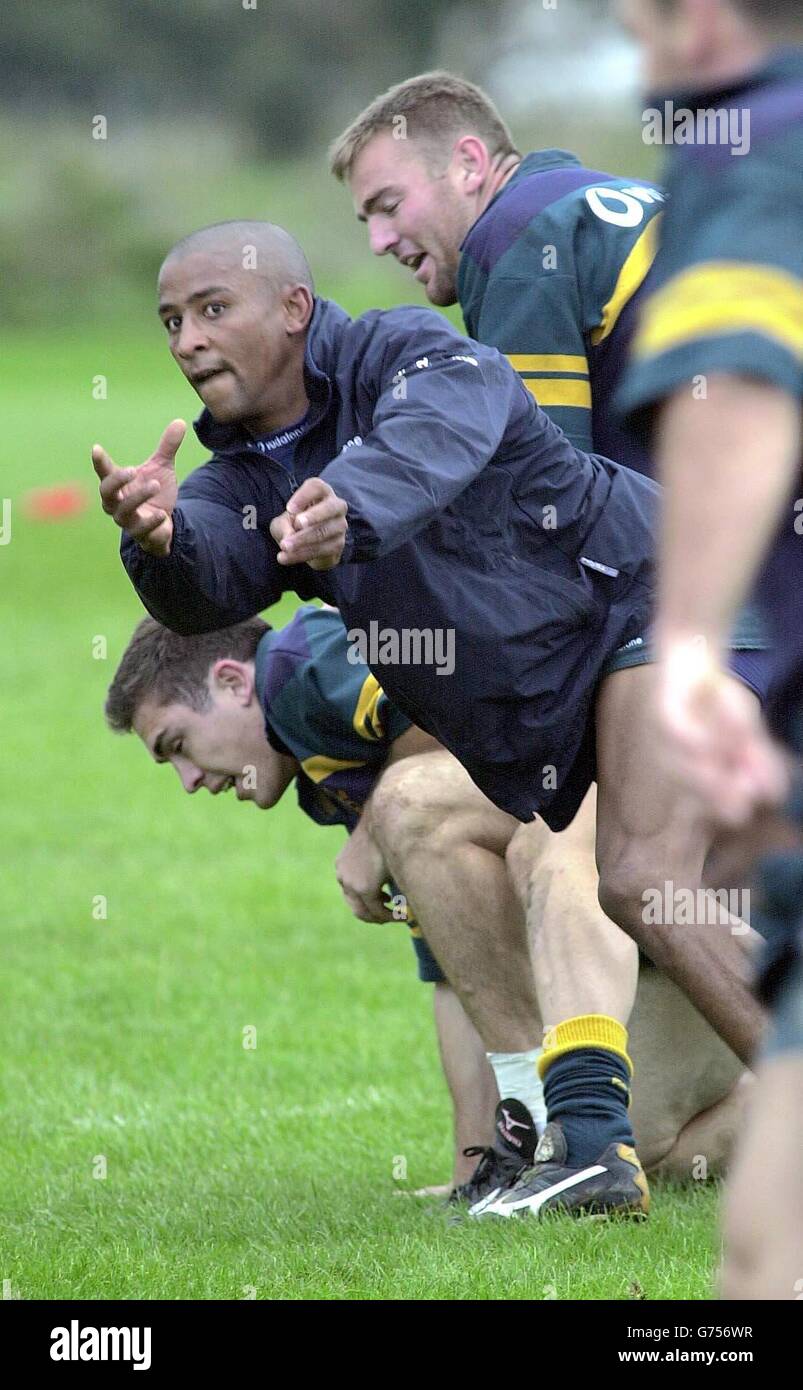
[204, 302, 225, 318]
[382, 202, 400, 216]
[164, 315, 181, 333]
[173, 740, 184, 756]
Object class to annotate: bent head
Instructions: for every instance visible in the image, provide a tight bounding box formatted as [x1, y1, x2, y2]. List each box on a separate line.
[158, 220, 314, 433]
[106, 617, 291, 808]
[617, 0, 797, 91]
[330, 72, 519, 306]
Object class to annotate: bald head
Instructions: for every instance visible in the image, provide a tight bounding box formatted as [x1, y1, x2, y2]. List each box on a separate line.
[161, 220, 314, 297]
[157, 220, 315, 436]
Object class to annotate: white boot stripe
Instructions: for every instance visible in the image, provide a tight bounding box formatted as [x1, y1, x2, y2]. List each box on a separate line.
[501, 1164, 608, 1215]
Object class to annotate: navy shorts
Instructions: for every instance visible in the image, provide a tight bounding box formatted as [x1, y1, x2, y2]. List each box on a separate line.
[601, 604, 772, 703]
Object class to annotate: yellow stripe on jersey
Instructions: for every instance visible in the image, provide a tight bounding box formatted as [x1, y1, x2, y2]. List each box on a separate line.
[522, 377, 592, 409]
[301, 754, 367, 783]
[507, 353, 589, 375]
[353, 673, 385, 742]
[591, 212, 663, 346]
[634, 261, 803, 361]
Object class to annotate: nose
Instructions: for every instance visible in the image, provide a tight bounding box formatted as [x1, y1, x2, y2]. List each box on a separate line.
[173, 759, 204, 793]
[368, 217, 399, 257]
[175, 315, 211, 360]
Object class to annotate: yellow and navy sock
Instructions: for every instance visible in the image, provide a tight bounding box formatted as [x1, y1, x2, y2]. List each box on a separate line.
[539, 1015, 634, 1167]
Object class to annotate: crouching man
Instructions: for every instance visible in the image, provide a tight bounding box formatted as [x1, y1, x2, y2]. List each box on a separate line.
[105, 604, 750, 1206]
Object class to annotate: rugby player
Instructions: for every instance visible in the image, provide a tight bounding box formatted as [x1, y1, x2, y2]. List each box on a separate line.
[328, 74, 770, 1217]
[105, 606, 749, 1201]
[92, 219, 754, 1217]
[616, 0, 803, 1298]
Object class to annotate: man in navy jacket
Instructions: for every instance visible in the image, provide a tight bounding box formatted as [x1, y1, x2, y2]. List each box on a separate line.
[93, 220, 761, 1219]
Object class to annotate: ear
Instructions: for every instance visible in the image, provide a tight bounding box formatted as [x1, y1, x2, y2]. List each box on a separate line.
[451, 135, 491, 193]
[210, 659, 254, 704]
[283, 283, 314, 336]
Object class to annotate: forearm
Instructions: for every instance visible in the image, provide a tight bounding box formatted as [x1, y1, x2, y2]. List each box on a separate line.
[656, 377, 800, 652]
[122, 503, 283, 634]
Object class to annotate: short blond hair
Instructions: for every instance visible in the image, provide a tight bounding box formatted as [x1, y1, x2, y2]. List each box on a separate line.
[329, 70, 518, 181]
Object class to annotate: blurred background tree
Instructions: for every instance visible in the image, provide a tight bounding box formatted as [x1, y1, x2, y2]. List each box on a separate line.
[2, 0, 655, 326]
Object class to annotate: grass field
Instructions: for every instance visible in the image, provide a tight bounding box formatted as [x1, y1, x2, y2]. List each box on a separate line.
[0, 329, 722, 1301]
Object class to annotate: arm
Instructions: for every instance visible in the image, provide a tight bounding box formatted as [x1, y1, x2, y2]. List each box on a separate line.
[655, 377, 799, 821]
[656, 376, 800, 653]
[273, 338, 524, 568]
[121, 499, 286, 634]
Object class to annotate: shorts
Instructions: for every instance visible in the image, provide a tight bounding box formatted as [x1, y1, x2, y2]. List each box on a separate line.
[409, 927, 447, 984]
[601, 604, 772, 703]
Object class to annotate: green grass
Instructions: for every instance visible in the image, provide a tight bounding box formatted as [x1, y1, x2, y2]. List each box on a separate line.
[0, 331, 720, 1300]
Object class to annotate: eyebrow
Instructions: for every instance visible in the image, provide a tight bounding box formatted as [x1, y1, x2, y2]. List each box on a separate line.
[356, 188, 400, 223]
[158, 286, 232, 316]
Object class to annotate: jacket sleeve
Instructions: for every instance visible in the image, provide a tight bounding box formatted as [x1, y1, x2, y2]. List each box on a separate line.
[121, 476, 288, 634]
[320, 322, 527, 561]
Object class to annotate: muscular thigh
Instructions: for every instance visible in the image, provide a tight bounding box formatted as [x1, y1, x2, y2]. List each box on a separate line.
[594, 665, 721, 886]
[371, 749, 519, 858]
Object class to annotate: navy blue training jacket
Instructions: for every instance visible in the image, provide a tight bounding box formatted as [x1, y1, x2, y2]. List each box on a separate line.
[122, 298, 659, 829]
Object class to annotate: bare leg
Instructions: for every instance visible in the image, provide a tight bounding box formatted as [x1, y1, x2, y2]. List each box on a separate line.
[370, 752, 540, 1053]
[423, 982, 498, 1193]
[507, 785, 748, 1175]
[506, 787, 638, 1029]
[595, 664, 766, 1065]
[722, 1053, 803, 1299]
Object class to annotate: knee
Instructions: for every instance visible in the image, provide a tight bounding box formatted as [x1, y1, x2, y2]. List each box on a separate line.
[370, 757, 435, 854]
[597, 847, 664, 942]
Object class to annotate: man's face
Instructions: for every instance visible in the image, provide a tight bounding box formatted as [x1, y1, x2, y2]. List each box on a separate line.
[348, 132, 476, 306]
[132, 662, 285, 809]
[157, 250, 297, 429]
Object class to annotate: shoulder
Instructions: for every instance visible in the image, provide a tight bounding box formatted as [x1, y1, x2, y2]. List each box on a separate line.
[346, 304, 504, 379]
[464, 156, 665, 278]
[349, 304, 466, 354]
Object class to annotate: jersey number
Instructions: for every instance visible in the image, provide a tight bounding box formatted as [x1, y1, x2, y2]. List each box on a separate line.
[586, 185, 663, 228]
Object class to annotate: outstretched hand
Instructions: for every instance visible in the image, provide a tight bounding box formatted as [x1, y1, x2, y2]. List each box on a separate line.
[92, 419, 186, 556]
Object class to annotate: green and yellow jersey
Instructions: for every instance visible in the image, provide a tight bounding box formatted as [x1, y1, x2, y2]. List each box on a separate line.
[458, 148, 666, 475]
[254, 604, 411, 831]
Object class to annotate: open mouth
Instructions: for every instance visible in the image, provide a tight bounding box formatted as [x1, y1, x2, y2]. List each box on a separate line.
[401, 252, 426, 272]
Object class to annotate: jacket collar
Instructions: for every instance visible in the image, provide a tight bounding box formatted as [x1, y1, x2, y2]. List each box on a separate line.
[507, 149, 581, 183]
[193, 296, 352, 453]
